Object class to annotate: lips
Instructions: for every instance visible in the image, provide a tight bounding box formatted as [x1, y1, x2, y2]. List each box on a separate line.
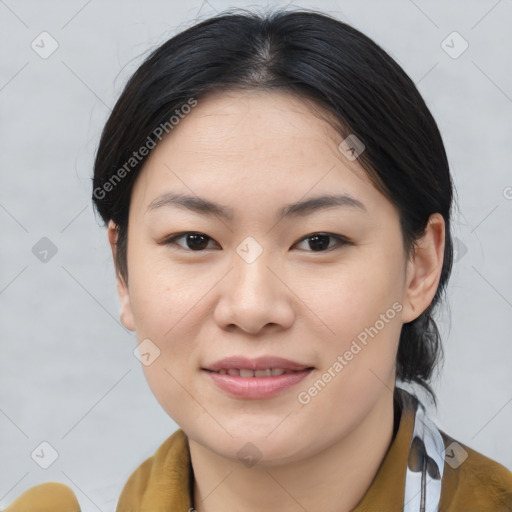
[202, 356, 314, 399]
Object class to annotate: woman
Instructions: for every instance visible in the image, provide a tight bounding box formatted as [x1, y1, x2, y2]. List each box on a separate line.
[5, 8, 512, 512]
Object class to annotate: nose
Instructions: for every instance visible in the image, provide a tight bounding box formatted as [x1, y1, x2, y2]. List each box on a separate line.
[213, 249, 295, 335]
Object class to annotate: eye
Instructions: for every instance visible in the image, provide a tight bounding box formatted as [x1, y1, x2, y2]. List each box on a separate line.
[294, 233, 351, 252]
[162, 232, 219, 251]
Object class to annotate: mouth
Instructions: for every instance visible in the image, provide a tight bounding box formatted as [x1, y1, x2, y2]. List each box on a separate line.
[205, 368, 307, 377]
[202, 356, 315, 399]
[204, 355, 313, 373]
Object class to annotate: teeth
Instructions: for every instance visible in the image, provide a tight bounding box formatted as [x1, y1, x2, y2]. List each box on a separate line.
[254, 369, 272, 377]
[216, 368, 294, 377]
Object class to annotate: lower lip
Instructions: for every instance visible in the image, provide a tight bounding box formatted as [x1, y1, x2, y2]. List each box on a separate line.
[204, 369, 313, 399]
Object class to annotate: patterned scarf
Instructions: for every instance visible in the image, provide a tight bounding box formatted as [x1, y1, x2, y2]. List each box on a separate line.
[402, 389, 445, 512]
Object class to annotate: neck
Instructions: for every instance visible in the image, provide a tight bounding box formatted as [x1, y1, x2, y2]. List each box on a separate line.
[190, 391, 397, 512]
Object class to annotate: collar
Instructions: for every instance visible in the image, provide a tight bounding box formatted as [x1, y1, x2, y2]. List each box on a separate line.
[351, 388, 419, 511]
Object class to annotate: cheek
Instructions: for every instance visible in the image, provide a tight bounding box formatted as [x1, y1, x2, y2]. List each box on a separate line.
[298, 251, 405, 399]
[129, 263, 208, 424]
[300, 255, 405, 344]
[126, 246, 205, 336]
[141, 359, 208, 432]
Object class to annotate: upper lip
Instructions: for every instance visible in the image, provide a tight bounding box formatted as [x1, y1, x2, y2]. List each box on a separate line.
[204, 356, 313, 372]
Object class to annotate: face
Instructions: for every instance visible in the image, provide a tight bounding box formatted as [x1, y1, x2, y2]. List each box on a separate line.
[111, 89, 439, 466]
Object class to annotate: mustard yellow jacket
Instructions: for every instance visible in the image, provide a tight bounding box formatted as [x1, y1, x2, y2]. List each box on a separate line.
[5, 393, 512, 511]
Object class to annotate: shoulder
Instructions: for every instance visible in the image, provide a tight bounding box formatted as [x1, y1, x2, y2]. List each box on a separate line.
[2, 482, 81, 511]
[439, 431, 512, 512]
[115, 428, 191, 509]
[2, 431, 190, 512]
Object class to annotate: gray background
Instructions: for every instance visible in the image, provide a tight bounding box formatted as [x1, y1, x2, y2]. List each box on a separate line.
[1, 0, 511, 510]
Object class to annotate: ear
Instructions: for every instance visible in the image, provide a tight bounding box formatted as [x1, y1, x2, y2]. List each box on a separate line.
[108, 220, 136, 331]
[401, 213, 446, 324]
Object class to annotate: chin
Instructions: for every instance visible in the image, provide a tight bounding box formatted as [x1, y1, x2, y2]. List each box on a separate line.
[188, 419, 321, 467]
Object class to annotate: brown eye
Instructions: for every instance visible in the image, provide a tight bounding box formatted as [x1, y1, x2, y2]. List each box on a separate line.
[306, 234, 332, 251]
[184, 233, 210, 250]
[163, 232, 219, 251]
[294, 233, 351, 252]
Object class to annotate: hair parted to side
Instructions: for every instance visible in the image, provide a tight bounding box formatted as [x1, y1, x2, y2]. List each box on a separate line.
[92, 8, 454, 403]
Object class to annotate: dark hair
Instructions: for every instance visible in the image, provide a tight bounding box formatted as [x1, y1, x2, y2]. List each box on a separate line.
[92, 8, 454, 403]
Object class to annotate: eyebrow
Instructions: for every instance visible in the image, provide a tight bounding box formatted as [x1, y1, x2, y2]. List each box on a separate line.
[146, 192, 367, 220]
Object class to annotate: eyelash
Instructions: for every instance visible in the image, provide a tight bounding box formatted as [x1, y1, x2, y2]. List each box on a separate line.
[160, 232, 352, 253]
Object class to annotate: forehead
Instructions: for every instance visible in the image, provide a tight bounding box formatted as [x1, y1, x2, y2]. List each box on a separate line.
[164, 89, 343, 156]
[130, 89, 390, 220]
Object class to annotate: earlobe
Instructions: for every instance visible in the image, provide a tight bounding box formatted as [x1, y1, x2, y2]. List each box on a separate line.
[107, 220, 136, 331]
[401, 213, 445, 324]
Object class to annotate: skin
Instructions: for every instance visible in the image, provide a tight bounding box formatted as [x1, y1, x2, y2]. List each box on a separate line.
[108, 89, 445, 512]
